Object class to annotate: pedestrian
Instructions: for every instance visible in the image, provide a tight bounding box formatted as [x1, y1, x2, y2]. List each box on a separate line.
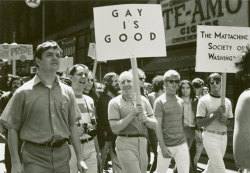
[83, 71, 99, 104]
[178, 80, 198, 173]
[0, 75, 22, 173]
[148, 75, 165, 108]
[234, 44, 250, 172]
[154, 70, 190, 173]
[96, 72, 122, 173]
[69, 64, 102, 173]
[202, 86, 209, 96]
[191, 78, 205, 172]
[147, 75, 164, 173]
[108, 71, 157, 173]
[4, 40, 86, 173]
[196, 73, 233, 173]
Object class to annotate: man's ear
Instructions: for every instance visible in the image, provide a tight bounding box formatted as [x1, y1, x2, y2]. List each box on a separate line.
[35, 57, 40, 67]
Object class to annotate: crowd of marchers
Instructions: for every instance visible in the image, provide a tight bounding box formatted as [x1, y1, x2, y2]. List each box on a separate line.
[0, 40, 250, 173]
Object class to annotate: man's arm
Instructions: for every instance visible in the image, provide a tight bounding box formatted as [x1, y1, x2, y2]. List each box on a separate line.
[109, 113, 135, 134]
[155, 116, 171, 158]
[108, 99, 137, 134]
[69, 125, 87, 172]
[154, 99, 171, 158]
[197, 106, 225, 128]
[8, 128, 24, 173]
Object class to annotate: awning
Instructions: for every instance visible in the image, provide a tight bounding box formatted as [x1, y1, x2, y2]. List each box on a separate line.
[142, 46, 196, 74]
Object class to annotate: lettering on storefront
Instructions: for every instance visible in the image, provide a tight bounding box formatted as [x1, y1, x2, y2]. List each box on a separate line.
[58, 37, 76, 57]
[161, 0, 247, 46]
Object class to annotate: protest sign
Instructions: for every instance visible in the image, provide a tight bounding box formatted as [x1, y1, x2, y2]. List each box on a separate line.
[196, 25, 250, 73]
[0, 44, 33, 60]
[94, 4, 166, 60]
[58, 56, 73, 73]
[88, 43, 97, 60]
[94, 4, 166, 107]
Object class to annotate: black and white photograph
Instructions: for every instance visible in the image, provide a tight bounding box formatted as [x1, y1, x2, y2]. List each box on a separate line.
[0, 0, 250, 173]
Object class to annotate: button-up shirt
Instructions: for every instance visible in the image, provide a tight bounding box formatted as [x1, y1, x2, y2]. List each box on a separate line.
[6, 75, 81, 143]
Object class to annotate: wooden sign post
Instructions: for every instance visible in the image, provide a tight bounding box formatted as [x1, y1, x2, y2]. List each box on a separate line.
[130, 57, 142, 105]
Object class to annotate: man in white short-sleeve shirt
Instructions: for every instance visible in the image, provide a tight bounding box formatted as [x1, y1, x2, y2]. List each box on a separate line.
[197, 73, 233, 173]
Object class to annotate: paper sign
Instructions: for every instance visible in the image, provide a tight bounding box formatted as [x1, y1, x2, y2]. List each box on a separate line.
[58, 56, 73, 73]
[0, 44, 33, 60]
[196, 25, 250, 73]
[88, 43, 97, 60]
[94, 4, 166, 60]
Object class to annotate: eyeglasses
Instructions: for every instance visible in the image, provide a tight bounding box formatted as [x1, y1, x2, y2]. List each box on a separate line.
[139, 77, 146, 81]
[193, 83, 202, 88]
[209, 81, 221, 85]
[166, 80, 180, 84]
[88, 79, 94, 83]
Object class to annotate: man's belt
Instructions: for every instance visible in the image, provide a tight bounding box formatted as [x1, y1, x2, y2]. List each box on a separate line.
[80, 137, 94, 144]
[26, 138, 68, 148]
[118, 134, 145, 137]
[204, 129, 227, 135]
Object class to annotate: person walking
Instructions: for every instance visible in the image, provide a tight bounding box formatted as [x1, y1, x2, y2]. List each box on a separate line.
[234, 44, 250, 172]
[197, 73, 233, 173]
[5, 41, 85, 173]
[69, 64, 101, 173]
[96, 72, 122, 173]
[154, 70, 190, 173]
[178, 80, 198, 173]
[108, 71, 157, 173]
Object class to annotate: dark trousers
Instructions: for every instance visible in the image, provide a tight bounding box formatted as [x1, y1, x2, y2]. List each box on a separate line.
[22, 142, 71, 173]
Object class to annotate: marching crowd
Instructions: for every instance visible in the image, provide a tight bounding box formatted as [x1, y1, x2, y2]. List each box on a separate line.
[0, 40, 249, 173]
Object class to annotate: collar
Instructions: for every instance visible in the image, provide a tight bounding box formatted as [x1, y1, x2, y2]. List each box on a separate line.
[209, 93, 221, 98]
[122, 94, 135, 102]
[32, 74, 60, 87]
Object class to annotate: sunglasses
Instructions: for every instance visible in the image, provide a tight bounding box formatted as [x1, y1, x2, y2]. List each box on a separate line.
[193, 83, 202, 88]
[209, 81, 221, 85]
[88, 78, 94, 82]
[166, 80, 180, 84]
[139, 77, 146, 81]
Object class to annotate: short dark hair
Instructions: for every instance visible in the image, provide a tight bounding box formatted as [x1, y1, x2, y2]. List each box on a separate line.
[207, 73, 221, 91]
[152, 75, 164, 92]
[34, 40, 62, 60]
[207, 73, 221, 83]
[103, 72, 118, 87]
[192, 78, 204, 89]
[69, 64, 89, 76]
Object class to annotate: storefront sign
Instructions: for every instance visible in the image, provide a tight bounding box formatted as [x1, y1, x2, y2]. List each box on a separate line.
[196, 25, 250, 73]
[58, 37, 76, 58]
[94, 4, 166, 60]
[161, 0, 248, 46]
[0, 44, 33, 60]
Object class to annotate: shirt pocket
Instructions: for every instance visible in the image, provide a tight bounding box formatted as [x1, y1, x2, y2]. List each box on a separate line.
[55, 96, 70, 121]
